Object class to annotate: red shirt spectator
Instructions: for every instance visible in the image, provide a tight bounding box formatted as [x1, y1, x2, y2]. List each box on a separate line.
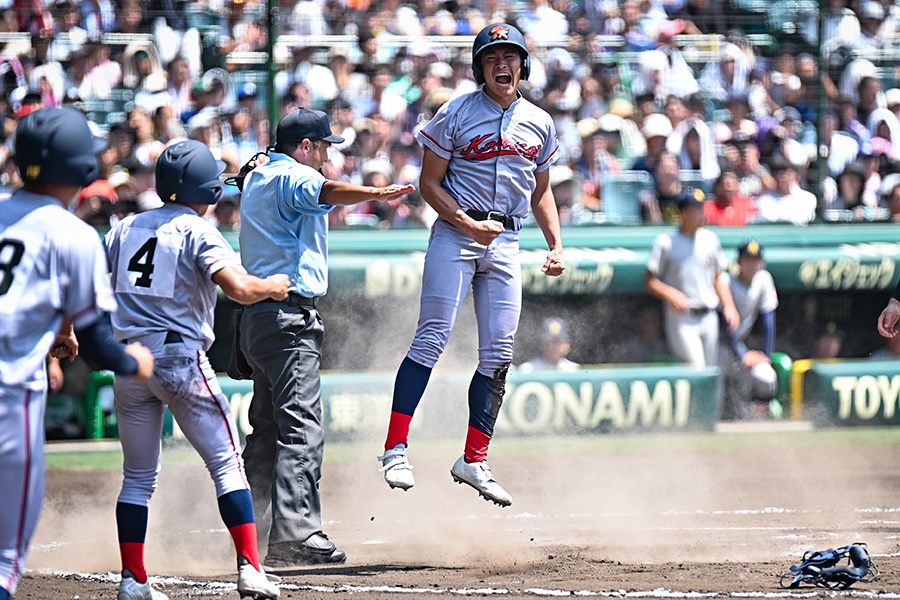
[704, 170, 757, 226]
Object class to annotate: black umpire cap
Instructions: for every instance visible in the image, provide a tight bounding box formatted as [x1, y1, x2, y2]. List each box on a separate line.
[276, 108, 344, 145]
[675, 186, 706, 210]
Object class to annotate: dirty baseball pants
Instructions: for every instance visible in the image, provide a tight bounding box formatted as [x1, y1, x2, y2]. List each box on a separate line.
[240, 300, 325, 547]
[115, 333, 251, 508]
[0, 385, 45, 597]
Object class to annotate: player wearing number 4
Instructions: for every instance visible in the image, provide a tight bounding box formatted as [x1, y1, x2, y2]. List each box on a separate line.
[378, 23, 565, 507]
[105, 140, 287, 600]
[0, 106, 155, 600]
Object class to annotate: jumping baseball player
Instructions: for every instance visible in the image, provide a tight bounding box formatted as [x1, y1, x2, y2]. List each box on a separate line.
[105, 140, 287, 600]
[646, 187, 739, 368]
[720, 239, 779, 419]
[0, 106, 155, 600]
[378, 23, 565, 507]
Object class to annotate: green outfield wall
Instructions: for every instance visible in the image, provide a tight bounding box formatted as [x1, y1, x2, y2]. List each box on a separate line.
[75, 366, 721, 441]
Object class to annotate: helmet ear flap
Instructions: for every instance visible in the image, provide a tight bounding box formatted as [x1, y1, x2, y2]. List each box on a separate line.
[473, 62, 484, 85]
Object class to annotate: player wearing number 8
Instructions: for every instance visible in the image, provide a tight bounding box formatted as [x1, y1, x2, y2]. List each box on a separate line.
[0, 106, 155, 600]
[104, 140, 288, 600]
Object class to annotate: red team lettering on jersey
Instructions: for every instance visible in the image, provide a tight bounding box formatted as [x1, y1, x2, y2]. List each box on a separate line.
[460, 134, 542, 162]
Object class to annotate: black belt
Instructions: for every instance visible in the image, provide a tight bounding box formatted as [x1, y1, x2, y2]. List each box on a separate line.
[257, 292, 318, 308]
[465, 209, 518, 231]
[688, 307, 714, 316]
[123, 330, 182, 345]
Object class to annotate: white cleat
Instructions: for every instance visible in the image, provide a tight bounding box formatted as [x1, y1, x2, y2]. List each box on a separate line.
[450, 455, 512, 507]
[118, 570, 169, 600]
[378, 444, 415, 490]
[237, 561, 280, 599]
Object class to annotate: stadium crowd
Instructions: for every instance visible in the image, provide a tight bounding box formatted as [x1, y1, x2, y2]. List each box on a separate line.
[2, 0, 900, 229]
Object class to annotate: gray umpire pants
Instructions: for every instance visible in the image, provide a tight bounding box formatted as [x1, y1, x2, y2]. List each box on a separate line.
[239, 299, 324, 547]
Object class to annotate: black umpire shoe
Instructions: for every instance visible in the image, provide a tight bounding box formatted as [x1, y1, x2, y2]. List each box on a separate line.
[265, 533, 347, 567]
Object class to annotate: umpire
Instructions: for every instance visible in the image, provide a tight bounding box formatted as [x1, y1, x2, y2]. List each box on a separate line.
[237, 108, 412, 567]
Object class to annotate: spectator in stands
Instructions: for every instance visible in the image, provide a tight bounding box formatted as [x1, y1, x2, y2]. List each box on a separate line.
[153, 104, 186, 144]
[388, 133, 421, 187]
[114, 0, 144, 34]
[517, 0, 569, 43]
[747, 61, 778, 121]
[615, 0, 656, 52]
[644, 150, 683, 224]
[121, 42, 166, 95]
[632, 113, 672, 181]
[219, 0, 266, 56]
[213, 194, 241, 231]
[857, 75, 883, 125]
[227, 106, 260, 165]
[331, 50, 369, 106]
[853, 0, 886, 50]
[574, 117, 618, 209]
[771, 106, 810, 169]
[756, 156, 818, 224]
[713, 93, 758, 145]
[108, 120, 137, 168]
[770, 49, 802, 110]
[166, 56, 193, 119]
[128, 107, 165, 168]
[667, 117, 719, 185]
[867, 107, 900, 161]
[48, 1, 87, 63]
[518, 317, 580, 373]
[699, 43, 751, 107]
[353, 65, 407, 123]
[727, 132, 775, 199]
[288, 45, 339, 111]
[705, 169, 757, 226]
[794, 52, 838, 123]
[806, 0, 858, 52]
[881, 173, 900, 222]
[823, 159, 867, 219]
[663, 94, 689, 131]
[673, 0, 729, 34]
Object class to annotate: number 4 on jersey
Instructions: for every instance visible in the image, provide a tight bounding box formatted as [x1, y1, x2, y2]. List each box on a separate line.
[128, 237, 157, 288]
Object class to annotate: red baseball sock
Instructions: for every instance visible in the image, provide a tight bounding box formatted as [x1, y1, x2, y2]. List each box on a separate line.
[385, 412, 413, 451]
[119, 542, 147, 583]
[464, 426, 491, 463]
[229, 523, 261, 570]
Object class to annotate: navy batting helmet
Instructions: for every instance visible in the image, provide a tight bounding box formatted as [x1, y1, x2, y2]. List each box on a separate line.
[471, 23, 530, 86]
[15, 106, 106, 187]
[155, 140, 226, 205]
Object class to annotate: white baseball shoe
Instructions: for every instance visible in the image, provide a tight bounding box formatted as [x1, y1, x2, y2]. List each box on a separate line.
[118, 570, 169, 600]
[237, 560, 280, 599]
[450, 455, 512, 507]
[378, 444, 415, 490]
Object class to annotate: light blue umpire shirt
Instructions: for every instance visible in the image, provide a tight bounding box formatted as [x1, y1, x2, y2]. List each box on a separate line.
[239, 152, 334, 297]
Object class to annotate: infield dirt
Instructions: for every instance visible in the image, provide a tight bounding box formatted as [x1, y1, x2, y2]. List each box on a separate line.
[17, 430, 900, 598]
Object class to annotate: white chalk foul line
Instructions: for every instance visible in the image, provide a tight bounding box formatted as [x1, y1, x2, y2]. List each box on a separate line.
[34, 572, 900, 599]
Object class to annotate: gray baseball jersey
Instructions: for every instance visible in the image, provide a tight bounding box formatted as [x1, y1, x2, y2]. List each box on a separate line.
[105, 203, 237, 350]
[416, 89, 559, 219]
[0, 190, 115, 595]
[0, 191, 116, 389]
[728, 269, 779, 341]
[647, 228, 727, 310]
